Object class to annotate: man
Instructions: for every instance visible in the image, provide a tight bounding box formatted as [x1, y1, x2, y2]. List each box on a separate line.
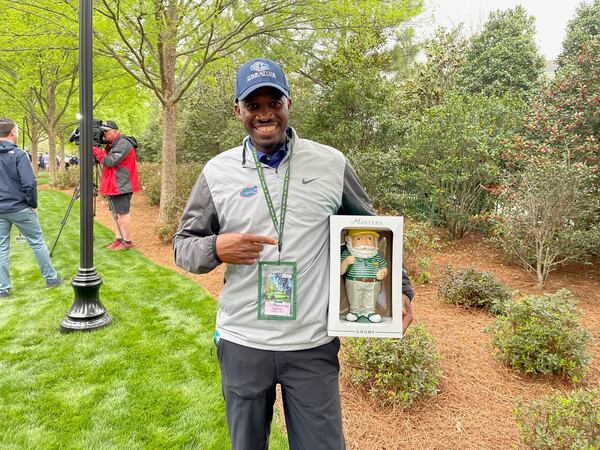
[173, 58, 415, 450]
[92, 120, 139, 250]
[0, 118, 62, 298]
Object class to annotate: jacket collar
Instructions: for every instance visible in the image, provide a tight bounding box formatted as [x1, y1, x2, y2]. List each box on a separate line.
[0, 140, 17, 153]
[242, 127, 297, 169]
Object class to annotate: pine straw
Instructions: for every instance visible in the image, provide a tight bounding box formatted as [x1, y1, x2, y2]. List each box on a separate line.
[92, 191, 600, 450]
[338, 236, 600, 450]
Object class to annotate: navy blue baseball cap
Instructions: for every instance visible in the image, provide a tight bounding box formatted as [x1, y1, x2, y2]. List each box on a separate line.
[235, 58, 289, 102]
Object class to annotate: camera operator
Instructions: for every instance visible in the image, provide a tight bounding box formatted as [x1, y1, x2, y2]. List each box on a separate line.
[92, 120, 139, 250]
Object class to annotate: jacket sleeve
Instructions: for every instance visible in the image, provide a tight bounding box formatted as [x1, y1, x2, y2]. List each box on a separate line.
[97, 139, 131, 168]
[337, 159, 375, 215]
[17, 151, 37, 209]
[92, 146, 105, 164]
[338, 159, 415, 301]
[172, 171, 222, 274]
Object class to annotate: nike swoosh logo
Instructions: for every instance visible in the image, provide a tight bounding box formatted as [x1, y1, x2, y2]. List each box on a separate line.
[302, 177, 318, 184]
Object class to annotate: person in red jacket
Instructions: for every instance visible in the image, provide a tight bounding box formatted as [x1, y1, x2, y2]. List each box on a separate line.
[92, 120, 139, 250]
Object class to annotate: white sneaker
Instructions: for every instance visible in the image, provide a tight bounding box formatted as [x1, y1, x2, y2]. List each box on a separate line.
[366, 312, 382, 323]
[345, 312, 359, 322]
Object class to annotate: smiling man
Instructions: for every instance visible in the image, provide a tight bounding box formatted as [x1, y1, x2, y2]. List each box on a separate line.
[173, 58, 415, 450]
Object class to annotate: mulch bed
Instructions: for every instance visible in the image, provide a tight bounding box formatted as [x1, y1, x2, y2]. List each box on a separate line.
[91, 189, 600, 449]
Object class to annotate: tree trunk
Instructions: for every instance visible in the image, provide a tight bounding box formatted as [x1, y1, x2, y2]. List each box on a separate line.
[59, 134, 65, 172]
[158, 101, 177, 223]
[536, 258, 545, 288]
[46, 85, 58, 184]
[157, 9, 178, 224]
[48, 126, 57, 184]
[31, 139, 39, 177]
[28, 114, 40, 177]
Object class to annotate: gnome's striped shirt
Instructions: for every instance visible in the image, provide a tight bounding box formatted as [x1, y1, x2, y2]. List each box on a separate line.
[341, 248, 387, 280]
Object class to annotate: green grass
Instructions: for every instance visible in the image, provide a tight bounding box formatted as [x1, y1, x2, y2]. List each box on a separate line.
[0, 190, 289, 449]
[37, 171, 49, 186]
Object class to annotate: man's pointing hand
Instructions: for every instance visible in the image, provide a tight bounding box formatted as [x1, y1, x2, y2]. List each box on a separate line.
[216, 233, 278, 265]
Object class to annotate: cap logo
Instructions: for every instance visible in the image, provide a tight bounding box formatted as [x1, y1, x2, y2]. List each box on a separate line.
[250, 61, 270, 71]
[247, 61, 277, 83]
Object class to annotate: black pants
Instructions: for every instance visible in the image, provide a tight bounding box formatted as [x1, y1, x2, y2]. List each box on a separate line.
[216, 338, 345, 450]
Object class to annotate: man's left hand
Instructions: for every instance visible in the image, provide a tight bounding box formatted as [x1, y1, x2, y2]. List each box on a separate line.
[402, 294, 413, 333]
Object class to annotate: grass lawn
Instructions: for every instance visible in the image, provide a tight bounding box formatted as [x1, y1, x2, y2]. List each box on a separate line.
[0, 190, 288, 449]
[37, 171, 49, 186]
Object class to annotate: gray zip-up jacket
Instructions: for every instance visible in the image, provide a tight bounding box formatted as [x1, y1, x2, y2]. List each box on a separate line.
[173, 128, 414, 351]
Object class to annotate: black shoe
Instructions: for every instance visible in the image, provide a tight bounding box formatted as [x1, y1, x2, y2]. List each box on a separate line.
[0, 290, 10, 298]
[46, 278, 64, 288]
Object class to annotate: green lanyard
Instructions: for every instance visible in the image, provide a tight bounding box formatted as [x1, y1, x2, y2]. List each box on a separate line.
[247, 138, 292, 257]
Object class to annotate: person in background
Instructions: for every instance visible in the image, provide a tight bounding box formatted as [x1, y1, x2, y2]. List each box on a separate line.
[92, 120, 139, 250]
[0, 118, 62, 298]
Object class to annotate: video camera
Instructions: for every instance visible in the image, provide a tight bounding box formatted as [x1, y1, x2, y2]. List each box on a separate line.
[69, 119, 107, 146]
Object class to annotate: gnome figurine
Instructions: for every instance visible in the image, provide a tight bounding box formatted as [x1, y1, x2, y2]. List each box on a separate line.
[340, 229, 388, 323]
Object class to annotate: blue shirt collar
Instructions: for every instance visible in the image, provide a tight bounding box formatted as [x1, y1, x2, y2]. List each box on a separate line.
[254, 142, 288, 169]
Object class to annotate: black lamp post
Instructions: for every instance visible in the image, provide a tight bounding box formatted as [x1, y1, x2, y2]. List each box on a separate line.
[60, 0, 111, 332]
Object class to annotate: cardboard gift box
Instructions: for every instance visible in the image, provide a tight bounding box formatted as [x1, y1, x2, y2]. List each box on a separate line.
[328, 215, 404, 338]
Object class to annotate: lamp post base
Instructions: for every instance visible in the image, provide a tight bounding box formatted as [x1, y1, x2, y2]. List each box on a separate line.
[60, 267, 112, 333]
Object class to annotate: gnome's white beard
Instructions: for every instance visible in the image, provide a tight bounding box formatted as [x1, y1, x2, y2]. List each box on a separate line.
[346, 241, 378, 259]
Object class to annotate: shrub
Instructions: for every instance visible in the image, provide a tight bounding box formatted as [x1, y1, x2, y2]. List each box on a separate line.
[343, 325, 441, 408]
[437, 266, 511, 315]
[346, 146, 407, 212]
[137, 162, 162, 206]
[403, 220, 441, 284]
[485, 289, 592, 383]
[140, 163, 203, 243]
[50, 166, 80, 189]
[398, 93, 525, 238]
[514, 389, 600, 449]
[155, 202, 184, 244]
[492, 158, 600, 287]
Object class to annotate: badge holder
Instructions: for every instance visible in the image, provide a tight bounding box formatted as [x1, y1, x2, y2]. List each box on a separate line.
[257, 261, 297, 320]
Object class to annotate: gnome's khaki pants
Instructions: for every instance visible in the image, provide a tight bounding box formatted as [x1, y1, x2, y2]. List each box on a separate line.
[345, 279, 379, 315]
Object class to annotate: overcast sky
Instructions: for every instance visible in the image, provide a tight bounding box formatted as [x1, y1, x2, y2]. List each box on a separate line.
[416, 0, 584, 60]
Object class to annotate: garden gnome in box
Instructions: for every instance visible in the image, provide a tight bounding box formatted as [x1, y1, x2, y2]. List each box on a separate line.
[340, 229, 388, 323]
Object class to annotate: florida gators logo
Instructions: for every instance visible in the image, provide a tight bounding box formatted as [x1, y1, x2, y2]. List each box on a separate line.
[240, 186, 258, 197]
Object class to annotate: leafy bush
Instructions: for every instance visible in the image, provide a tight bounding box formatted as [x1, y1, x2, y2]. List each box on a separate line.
[492, 159, 600, 287]
[137, 162, 162, 206]
[514, 389, 600, 449]
[50, 166, 80, 189]
[437, 266, 511, 315]
[343, 325, 441, 408]
[398, 93, 524, 238]
[137, 162, 203, 243]
[403, 220, 441, 284]
[155, 202, 186, 244]
[346, 146, 407, 212]
[485, 289, 592, 383]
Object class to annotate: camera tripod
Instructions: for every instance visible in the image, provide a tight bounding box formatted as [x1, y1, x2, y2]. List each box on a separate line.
[49, 166, 124, 258]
